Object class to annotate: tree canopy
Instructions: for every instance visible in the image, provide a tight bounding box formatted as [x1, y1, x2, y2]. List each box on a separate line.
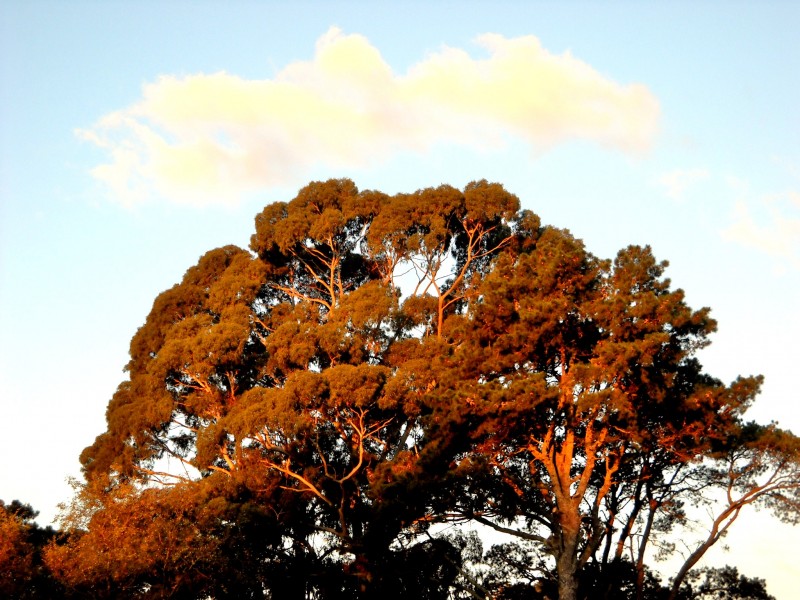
[12, 179, 798, 599]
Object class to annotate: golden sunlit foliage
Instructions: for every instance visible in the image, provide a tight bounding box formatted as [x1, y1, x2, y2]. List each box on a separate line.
[24, 179, 797, 600]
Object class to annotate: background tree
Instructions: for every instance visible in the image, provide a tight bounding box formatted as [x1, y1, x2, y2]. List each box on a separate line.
[682, 566, 775, 600]
[443, 535, 775, 600]
[665, 423, 800, 600]
[0, 500, 61, 599]
[44, 479, 317, 599]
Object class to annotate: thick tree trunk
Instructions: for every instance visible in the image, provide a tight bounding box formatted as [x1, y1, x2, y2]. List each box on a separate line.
[555, 523, 581, 600]
[557, 552, 579, 600]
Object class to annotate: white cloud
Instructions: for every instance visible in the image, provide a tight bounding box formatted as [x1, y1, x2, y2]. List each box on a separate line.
[722, 188, 800, 271]
[78, 27, 660, 207]
[655, 168, 709, 202]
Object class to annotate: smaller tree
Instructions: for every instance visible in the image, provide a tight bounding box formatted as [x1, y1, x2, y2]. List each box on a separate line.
[0, 500, 60, 599]
[45, 478, 302, 599]
[666, 423, 800, 599]
[682, 566, 774, 600]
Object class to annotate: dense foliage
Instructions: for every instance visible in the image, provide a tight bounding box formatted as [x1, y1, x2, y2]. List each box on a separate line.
[0, 500, 61, 598]
[7, 179, 799, 598]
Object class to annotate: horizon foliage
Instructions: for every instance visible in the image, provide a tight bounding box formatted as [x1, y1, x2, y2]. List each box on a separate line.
[7, 179, 798, 599]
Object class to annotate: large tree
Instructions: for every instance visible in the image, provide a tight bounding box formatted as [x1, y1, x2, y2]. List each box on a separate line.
[58, 179, 798, 599]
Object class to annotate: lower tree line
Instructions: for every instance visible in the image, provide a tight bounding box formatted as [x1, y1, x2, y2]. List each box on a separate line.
[0, 497, 779, 599]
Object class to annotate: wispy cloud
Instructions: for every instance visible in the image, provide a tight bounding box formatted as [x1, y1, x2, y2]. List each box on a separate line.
[78, 27, 660, 207]
[722, 182, 800, 271]
[655, 168, 709, 202]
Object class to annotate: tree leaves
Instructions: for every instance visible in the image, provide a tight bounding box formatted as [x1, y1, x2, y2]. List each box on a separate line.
[61, 179, 799, 599]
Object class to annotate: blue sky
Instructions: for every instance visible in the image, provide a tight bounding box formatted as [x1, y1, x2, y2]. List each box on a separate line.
[1, 1, 799, 596]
